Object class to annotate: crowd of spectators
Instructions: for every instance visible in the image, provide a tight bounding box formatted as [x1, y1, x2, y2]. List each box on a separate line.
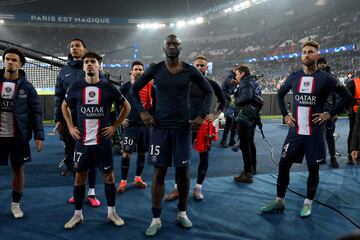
[0, 7, 359, 92]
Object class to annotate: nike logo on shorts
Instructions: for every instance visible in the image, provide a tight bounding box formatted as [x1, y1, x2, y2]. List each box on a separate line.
[316, 159, 323, 163]
[104, 166, 111, 170]
[65, 74, 71, 77]
[24, 156, 31, 161]
[182, 160, 189, 164]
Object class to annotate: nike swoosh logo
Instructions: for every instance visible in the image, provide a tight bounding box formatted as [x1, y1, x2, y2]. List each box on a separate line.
[316, 159, 323, 163]
[182, 160, 189, 164]
[3, 94, 11, 97]
[104, 166, 111, 170]
[65, 74, 71, 77]
[24, 156, 31, 161]
[88, 99, 95, 103]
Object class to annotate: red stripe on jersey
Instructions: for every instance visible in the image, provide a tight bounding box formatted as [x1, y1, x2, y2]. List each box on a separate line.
[13, 85, 16, 137]
[308, 107, 312, 135]
[98, 88, 102, 105]
[296, 106, 299, 134]
[0, 82, 2, 134]
[82, 118, 86, 145]
[96, 119, 100, 144]
[311, 77, 316, 93]
[297, 77, 302, 93]
[82, 88, 86, 105]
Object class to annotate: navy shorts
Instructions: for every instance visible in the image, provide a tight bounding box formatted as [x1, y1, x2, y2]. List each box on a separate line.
[73, 140, 113, 173]
[280, 132, 326, 165]
[148, 128, 191, 167]
[123, 125, 150, 153]
[0, 138, 27, 167]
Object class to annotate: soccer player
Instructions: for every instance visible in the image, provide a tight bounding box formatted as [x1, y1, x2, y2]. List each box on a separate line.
[131, 34, 213, 237]
[261, 40, 351, 217]
[0, 48, 44, 218]
[62, 52, 130, 229]
[117, 60, 155, 192]
[54, 38, 101, 207]
[165, 55, 226, 201]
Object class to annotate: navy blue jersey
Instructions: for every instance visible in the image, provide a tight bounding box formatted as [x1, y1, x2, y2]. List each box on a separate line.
[277, 69, 351, 135]
[131, 61, 213, 129]
[120, 81, 143, 126]
[189, 78, 226, 120]
[65, 80, 125, 145]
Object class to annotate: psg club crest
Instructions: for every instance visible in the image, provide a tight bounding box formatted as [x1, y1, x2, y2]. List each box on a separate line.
[89, 91, 96, 98]
[299, 76, 314, 94]
[5, 87, 12, 93]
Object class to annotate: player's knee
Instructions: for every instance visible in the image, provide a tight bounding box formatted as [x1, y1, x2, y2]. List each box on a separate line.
[74, 172, 87, 185]
[154, 168, 166, 183]
[103, 172, 115, 183]
[12, 165, 24, 176]
[122, 152, 131, 159]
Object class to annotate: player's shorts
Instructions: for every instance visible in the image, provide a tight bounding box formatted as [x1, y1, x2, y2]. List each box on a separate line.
[0, 137, 27, 167]
[73, 140, 113, 173]
[279, 132, 326, 165]
[148, 128, 191, 167]
[122, 125, 150, 153]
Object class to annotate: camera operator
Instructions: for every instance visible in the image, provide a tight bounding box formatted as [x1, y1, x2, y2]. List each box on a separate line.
[233, 65, 263, 183]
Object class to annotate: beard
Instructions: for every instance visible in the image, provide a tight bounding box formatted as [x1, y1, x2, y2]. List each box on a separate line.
[134, 73, 141, 80]
[302, 58, 316, 67]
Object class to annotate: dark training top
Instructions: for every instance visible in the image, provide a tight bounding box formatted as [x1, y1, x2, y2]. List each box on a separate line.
[277, 69, 351, 135]
[65, 79, 125, 145]
[120, 81, 155, 127]
[189, 77, 226, 120]
[131, 61, 213, 129]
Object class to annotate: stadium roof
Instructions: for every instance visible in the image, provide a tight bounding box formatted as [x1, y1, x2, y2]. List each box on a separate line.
[0, 0, 227, 18]
[0, 0, 358, 33]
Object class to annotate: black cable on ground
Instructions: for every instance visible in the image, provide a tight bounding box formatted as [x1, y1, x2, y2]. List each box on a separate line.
[259, 131, 360, 229]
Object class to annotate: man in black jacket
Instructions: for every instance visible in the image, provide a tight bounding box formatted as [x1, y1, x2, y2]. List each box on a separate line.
[0, 48, 44, 219]
[317, 57, 339, 168]
[233, 65, 262, 183]
[345, 73, 360, 165]
[219, 64, 238, 147]
[350, 104, 360, 164]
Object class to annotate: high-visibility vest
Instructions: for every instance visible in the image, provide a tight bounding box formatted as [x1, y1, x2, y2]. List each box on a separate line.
[353, 78, 360, 113]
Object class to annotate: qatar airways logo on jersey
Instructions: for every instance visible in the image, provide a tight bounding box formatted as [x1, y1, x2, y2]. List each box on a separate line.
[294, 94, 317, 105]
[1, 100, 14, 111]
[80, 106, 104, 117]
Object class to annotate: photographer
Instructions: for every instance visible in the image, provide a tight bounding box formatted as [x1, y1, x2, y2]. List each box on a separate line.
[233, 65, 263, 183]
